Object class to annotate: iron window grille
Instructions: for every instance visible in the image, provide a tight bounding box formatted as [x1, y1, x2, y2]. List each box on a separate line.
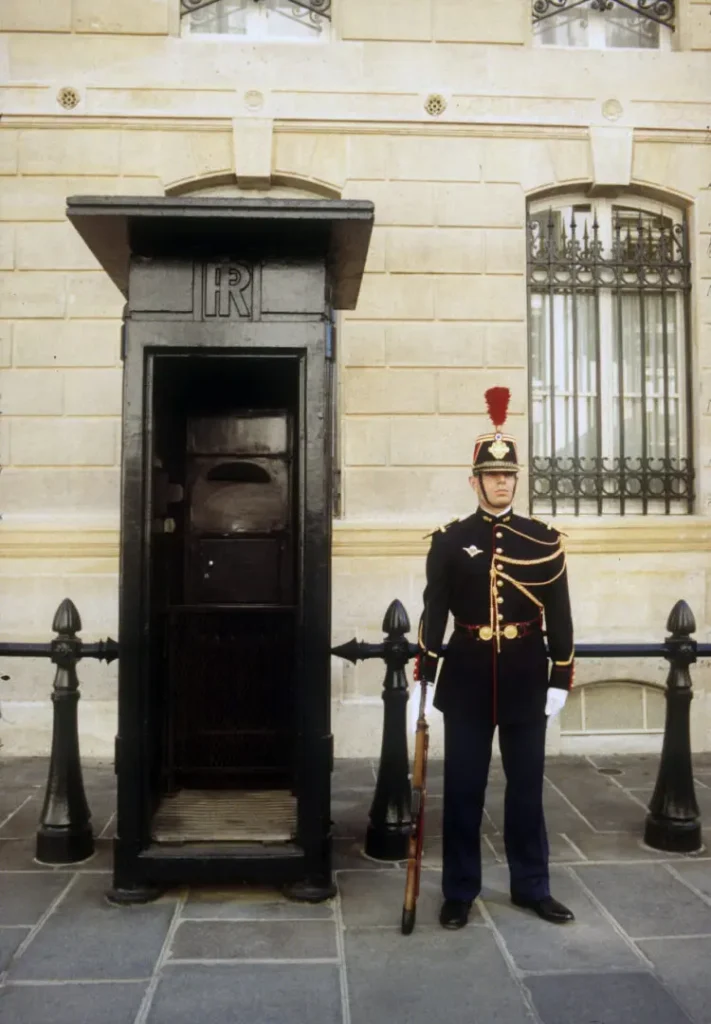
[532, 0, 674, 27]
[181, 0, 330, 34]
[527, 200, 692, 516]
[532, 1, 674, 48]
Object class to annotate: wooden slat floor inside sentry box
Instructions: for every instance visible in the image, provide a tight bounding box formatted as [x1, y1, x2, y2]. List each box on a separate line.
[151, 789, 297, 842]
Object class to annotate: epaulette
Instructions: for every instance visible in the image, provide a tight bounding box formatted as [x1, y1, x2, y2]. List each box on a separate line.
[423, 517, 460, 540]
[529, 515, 568, 539]
[529, 515, 555, 530]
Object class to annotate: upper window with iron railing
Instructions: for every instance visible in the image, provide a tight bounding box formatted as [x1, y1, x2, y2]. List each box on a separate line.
[532, 1, 675, 49]
[181, 0, 331, 40]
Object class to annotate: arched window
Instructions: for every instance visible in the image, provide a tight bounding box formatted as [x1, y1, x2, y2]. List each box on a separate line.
[527, 195, 692, 515]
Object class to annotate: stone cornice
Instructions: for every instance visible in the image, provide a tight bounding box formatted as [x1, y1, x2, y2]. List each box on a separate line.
[2, 117, 709, 147]
[1, 518, 709, 561]
[0, 527, 120, 561]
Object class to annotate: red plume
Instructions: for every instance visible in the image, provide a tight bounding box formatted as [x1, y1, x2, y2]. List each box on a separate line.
[484, 387, 510, 430]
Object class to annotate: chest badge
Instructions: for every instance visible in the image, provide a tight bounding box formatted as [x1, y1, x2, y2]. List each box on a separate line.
[462, 545, 483, 559]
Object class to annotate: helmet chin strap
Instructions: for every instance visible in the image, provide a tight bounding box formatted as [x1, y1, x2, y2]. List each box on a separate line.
[476, 471, 518, 511]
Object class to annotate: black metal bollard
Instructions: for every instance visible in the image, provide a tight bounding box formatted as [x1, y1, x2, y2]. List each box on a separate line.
[36, 599, 95, 864]
[644, 600, 703, 853]
[332, 599, 414, 861]
[366, 600, 413, 860]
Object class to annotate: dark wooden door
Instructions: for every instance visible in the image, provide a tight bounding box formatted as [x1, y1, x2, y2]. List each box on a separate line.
[149, 356, 301, 789]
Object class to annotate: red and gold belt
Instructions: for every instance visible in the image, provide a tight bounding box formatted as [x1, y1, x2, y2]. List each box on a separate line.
[453, 616, 541, 642]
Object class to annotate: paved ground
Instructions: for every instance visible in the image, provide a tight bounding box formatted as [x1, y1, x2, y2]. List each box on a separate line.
[0, 754, 710, 1023]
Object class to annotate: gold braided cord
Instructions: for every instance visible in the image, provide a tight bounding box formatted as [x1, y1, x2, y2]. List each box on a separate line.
[500, 523, 562, 546]
[488, 568, 499, 650]
[554, 650, 575, 667]
[494, 570, 545, 610]
[418, 618, 439, 658]
[520, 556, 568, 587]
[495, 547, 564, 567]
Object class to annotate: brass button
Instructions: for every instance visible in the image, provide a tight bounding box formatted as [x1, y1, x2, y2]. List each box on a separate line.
[497, 597, 503, 605]
[496, 547, 503, 554]
[496, 563, 503, 571]
[497, 580, 503, 588]
[495, 532, 503, 539]
[498, 613, 504, 621]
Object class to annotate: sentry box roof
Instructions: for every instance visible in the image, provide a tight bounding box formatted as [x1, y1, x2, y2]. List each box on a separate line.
[66, 196, 375, 310]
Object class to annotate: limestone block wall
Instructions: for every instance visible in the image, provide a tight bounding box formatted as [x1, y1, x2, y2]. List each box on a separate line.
[1, 0, 711, 757]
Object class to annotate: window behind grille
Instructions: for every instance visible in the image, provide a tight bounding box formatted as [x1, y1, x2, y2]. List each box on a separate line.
[180, 0, 330, 40]
[527, 197, 692, 516]
[531, 0, 674, 50]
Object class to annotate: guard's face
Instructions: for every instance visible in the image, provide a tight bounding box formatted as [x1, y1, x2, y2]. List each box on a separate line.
[470, 471, 517, 509]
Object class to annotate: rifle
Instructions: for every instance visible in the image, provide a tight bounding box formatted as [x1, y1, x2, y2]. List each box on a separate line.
[401, 674, 430, 935]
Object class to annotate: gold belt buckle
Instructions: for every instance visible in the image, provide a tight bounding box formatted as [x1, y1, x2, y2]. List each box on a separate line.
[503, 624, 519, 640]
[478, 626, 493, 641]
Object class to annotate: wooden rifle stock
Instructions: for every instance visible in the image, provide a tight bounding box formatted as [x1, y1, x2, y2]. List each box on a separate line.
[401, 679, 430, 935]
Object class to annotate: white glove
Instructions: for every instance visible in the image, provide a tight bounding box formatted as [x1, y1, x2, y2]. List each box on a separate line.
[409, 684, 435, 734]
[545, 687, 568, 719]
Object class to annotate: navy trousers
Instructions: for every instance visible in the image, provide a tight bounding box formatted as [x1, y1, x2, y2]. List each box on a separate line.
[442, 713, 550, 902]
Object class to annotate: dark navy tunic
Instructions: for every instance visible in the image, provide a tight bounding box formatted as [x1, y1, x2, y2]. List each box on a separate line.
[418, 506, 574, 725]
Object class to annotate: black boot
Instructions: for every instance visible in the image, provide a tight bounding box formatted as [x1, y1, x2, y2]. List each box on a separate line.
[439, 898, 473, 929]
[511, 894, 574, 923]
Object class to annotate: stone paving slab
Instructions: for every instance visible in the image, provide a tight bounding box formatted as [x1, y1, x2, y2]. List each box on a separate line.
[0, 798, 44, 839]
[0, 758, 53, 788]
[331, 760, 376, 792]
[0, 837, 114, 872]
[525, 971, 693, 1024]
[541, 778, 600, 835]
[587, 754, 662, 790]
[0, 930, 29, 973]
[0, 792, 115, 841]
[573, 863, 711, 937]
[333, 838, 400, 871]
[558, 830, 670, 862]
[543, 761, 645, 832]
[693, 786, 711, 820]
[0, 981, 147, 1024]
[168, 919, 338, 961]
[331, 793, 373, 839]
[147, 964, 342, 1024]
[671, 861, 711, 902]
[636, 937, 711, 1024]
[339, 869, 466, 929]
[0, 872, 70, 926]
[346, 925, 536, 1024]
[8, 874, 177, 981]
[0, 794, 36, 826]
[182, 885, 335, 920]
[482, 866, 643, 973]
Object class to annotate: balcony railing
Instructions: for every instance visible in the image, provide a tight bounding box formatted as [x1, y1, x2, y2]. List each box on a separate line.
[532, 0, 675, 31]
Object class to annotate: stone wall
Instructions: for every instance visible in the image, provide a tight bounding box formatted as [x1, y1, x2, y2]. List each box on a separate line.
[1, 0, 711, 757]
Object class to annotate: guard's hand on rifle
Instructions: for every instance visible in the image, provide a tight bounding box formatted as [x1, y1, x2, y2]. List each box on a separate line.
[414, 651, 438, 684]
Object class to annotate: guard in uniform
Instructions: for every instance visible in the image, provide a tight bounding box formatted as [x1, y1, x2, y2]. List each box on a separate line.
[416, 387, 575, 929]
